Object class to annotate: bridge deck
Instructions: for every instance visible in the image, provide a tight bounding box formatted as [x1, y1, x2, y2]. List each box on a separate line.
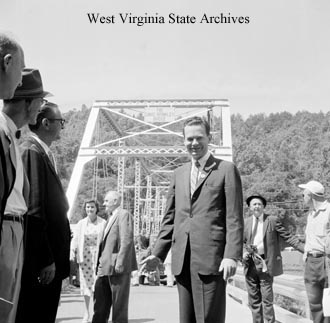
[56, 285, 252, 323]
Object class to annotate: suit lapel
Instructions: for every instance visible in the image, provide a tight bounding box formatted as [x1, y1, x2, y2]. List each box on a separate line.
[28, 137, 63, 186]
[182, 163, 191, 201]
[247, 216, 253, 244]
[263, 214, 269, 239]
[103, 210, 119, 241]
[193, 154, 218, 195]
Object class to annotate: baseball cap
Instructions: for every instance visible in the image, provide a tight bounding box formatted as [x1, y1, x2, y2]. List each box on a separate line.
[298, 180, 325, 196]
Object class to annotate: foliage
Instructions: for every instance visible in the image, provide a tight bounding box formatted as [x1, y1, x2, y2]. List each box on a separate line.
[44, 106, 330, 232]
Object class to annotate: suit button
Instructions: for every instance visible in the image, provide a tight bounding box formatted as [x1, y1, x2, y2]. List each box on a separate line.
[189, 214, 193, 218]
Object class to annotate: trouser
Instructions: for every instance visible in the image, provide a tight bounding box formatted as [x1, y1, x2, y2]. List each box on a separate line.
[245, 262, 275, 323]
[92, 273, 131, 323]
[304, 255, 330, 323]
[0, 221, 24, 323]
[175, 243, 226, 323]
[16, 273, 63, 323]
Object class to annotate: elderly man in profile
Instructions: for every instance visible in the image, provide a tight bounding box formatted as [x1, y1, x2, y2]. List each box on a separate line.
[0, 68, 48, 323]
[16, 101, 71, 323]
[299, 180, 330, 323]
[92, 191, 137, 323]
[0, 32, 25, 99]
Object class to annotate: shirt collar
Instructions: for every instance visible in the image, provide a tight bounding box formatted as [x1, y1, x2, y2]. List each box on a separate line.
[192, 151, 211, 170]
[254, 214, 264, 223]
[109, 206, 120, 217]
[31, 134, 50, 154]
[313, 200, 329, 214]
[0, 111, 18, 137]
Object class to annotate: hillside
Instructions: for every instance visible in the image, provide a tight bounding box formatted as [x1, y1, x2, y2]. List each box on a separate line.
[46, 107, 330, 232]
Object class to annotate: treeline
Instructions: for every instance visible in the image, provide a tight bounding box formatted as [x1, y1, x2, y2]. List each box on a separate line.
[47, 107, 330, 233]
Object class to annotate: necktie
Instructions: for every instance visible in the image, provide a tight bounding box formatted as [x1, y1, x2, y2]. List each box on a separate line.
[190, 160, 200, 196]
[251, 217, 259, 244]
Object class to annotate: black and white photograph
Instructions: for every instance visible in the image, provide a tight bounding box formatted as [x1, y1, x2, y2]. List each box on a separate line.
[1, 0, 330, 322]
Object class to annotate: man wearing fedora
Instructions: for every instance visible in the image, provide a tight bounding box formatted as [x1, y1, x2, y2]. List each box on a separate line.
[299, 180, 330, 323]
[0, 68, 48, 323]
[0, 32, 25, 99]
[16, 101, 70, 323]
[243, 194, 304, 323]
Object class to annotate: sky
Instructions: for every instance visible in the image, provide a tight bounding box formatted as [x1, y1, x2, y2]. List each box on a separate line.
[1, 0, 330, 118]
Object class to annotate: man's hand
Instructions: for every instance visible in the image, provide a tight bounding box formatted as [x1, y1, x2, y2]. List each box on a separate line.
[243, 251, 250, 261]
[140, 255, 160, 272]
[70, 249, 76, 262]
[38, 262, 56, 285]
[219, 258, 237, 281]
[115, 264, 124, 274]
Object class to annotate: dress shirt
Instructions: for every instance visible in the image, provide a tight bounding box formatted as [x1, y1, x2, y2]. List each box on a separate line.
[253, 214, 264, 255]
[0, 112, 27, 215]
[304, 200, 330, 253]
[190, 151, 211, 182]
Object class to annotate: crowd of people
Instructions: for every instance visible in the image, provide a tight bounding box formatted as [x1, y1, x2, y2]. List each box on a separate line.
[1, 31, 330, 323]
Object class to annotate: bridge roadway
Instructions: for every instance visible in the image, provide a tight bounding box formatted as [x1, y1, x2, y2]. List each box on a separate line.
[56, 284, 252, 323]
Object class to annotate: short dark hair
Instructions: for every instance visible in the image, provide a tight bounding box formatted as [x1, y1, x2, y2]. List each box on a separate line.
[0, 33, 20, 67]
[183, 116, 211, 137]
[28, 102, 58, 131]
[83, 199, 100, 217]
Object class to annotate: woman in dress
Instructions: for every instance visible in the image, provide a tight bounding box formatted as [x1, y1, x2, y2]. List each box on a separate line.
[70, 199, 106, 323]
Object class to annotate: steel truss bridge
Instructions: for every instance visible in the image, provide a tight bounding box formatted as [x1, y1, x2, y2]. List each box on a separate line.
[66, 99, 233, 236]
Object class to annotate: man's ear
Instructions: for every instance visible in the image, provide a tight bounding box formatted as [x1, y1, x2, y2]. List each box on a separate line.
[2, 54, 13, 72]
[41, 118, 49, 128]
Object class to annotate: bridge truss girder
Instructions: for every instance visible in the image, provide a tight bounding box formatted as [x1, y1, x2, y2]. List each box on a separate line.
[66, 99, 232, 237]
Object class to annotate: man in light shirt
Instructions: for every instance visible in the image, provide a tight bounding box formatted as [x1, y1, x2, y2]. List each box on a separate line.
[0, 68, 47, 322]
[16, 101, 71, 323]
[299, 180, 330, 323]
[243, 194, 304, 323]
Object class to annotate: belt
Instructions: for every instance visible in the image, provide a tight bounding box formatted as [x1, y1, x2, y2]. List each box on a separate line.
[3, 214, 24, 224]
[307, 251, 325, 258]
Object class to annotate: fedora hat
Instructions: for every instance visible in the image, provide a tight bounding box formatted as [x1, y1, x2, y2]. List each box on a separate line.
[246, 194, 267, 207]
[12, 68, 51, 99]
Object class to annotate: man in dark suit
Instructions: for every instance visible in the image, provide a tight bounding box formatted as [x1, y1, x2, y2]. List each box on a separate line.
[141, 116, 244, 323]
[0, 68, 47, 323]
[243, 194, 304, 323]
[92, 190, 137, 323]
[16, 102, 71, 323]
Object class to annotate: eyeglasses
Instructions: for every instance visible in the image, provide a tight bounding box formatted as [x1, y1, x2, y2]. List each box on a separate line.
[25, 98, 48, 106]
[47, 118, 66, 126]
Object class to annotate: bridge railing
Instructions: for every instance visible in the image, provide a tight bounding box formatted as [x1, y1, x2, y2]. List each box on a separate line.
[227, 267, 312, 323]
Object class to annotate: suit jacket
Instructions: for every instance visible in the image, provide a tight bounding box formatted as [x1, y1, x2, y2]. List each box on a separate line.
[243, 214, 304, 277]
[71, 216, 106, 264]
[152, 154, 244, 276]
[20, 136, 71, 279]
[0, 115, 29, 242]
[97, 207, 137, 276]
